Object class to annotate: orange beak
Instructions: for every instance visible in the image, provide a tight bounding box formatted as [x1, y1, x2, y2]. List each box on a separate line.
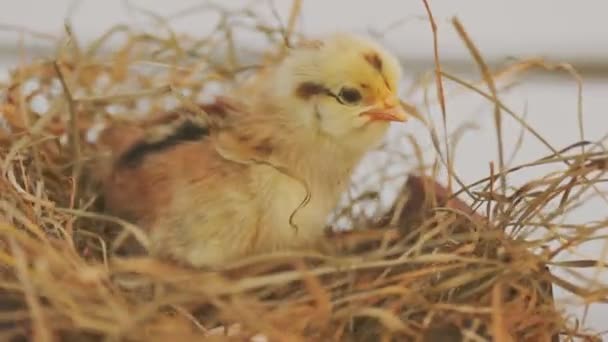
[360, 105, 408, 122]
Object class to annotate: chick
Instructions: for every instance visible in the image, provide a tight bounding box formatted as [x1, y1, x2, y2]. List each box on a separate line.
[100, 33, 408, 268]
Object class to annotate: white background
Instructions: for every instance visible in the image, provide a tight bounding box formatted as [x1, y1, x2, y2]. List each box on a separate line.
[1, 0, 607, 337]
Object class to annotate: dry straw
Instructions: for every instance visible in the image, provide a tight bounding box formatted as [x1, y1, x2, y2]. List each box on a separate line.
[0, 1, 606, 341]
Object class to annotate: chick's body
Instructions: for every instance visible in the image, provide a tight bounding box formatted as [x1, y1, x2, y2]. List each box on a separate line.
[101, 33, 407, 267]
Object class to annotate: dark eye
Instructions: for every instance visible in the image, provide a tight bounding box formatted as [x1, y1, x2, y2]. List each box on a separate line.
[337, 87, 362, 105]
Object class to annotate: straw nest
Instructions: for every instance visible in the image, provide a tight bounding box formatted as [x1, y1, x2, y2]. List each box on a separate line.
[0, 2, 606, 341]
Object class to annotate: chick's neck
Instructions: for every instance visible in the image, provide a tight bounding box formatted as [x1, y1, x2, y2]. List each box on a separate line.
[232, 102, 369, 191]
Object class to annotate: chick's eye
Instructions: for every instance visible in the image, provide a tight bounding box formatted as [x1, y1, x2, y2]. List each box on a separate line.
[337, 87, 362, 105]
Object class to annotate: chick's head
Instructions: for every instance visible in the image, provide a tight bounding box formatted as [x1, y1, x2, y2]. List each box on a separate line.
[270, 33, 407, 147]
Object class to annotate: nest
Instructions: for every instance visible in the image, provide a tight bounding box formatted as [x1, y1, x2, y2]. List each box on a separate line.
[0, 2, 606, 341]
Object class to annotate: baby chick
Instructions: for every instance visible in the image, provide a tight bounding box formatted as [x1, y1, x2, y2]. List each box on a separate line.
[100, 33, 408, 268]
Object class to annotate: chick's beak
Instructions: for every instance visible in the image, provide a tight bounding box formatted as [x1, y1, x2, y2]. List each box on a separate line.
[360, 103, 407, 122]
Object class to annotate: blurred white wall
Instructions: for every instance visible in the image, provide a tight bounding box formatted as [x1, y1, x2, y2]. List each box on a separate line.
[1, 0, 608, 67]
[1, 0, 608, 336]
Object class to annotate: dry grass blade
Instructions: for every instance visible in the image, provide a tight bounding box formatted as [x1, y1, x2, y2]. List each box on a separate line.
[9, 237, 53, 342]
[452, 17, 507, 196]
[421, 0, 452, 193]
[52, 62, 82, 198]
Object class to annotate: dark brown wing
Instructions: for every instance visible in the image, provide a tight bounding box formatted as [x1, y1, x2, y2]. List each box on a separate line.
[97, 97, 243, 225]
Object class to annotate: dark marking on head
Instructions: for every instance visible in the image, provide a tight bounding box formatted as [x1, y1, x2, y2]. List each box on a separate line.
[254, 138, 274, 155]
[363, 52, 391, 90]
[382, 78, 391, 90]
[360, 83, 369, 89]
[363, 52, 383, 73]
[295, 82, 326, 100]
[117, 120, 209, 168]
